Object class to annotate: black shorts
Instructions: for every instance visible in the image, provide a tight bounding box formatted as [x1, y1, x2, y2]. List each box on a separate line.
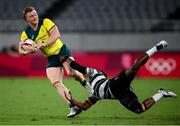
[109, 70, 136, 98]
[47, 44, 71, 68]
[109, 70, 141, 112]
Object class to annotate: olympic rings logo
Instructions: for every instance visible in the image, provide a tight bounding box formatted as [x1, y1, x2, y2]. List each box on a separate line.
[145, 58, 176, 75]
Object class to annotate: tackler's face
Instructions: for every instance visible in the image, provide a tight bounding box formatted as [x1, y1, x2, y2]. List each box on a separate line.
[25, 10, 39, 26]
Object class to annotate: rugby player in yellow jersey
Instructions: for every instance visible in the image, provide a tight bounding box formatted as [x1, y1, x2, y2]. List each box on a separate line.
[19, 6, 84, 117]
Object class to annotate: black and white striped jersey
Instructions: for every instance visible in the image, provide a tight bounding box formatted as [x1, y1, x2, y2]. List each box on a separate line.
[86, 68, 115, 100]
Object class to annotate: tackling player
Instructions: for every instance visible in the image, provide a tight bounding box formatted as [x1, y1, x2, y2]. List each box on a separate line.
[65, 40, 177, 114]
[19, 6, 84, 117]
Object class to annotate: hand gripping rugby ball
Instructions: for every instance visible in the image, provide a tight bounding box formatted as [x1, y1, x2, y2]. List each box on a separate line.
[22, 39, 36, 46]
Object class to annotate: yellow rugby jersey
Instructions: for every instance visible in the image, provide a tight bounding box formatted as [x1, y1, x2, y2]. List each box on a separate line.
[20, 18, 63, 57]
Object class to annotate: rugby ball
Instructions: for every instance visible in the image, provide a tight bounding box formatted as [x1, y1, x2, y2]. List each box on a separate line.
[22, 39, 36, 46]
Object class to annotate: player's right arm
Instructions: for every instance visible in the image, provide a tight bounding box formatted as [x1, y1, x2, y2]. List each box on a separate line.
[70, 97, 97, 111]
[19, 31, 36, 55]
[65, 91, 98, 111]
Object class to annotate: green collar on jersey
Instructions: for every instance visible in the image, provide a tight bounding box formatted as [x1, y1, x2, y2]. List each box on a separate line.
[25, 19, 43, 41]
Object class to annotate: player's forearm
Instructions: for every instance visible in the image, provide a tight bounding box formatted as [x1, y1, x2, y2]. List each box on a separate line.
[69, 61, 87, 74]
[68, 60, 98, 79]
[71, 97, 97, 111]
[45, 35, 60, 45]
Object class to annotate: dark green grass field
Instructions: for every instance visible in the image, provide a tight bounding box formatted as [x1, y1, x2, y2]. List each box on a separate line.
[0, 78, 179, 125]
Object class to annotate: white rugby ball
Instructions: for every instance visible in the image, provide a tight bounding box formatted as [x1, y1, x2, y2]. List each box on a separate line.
[22, 39, 36, 46]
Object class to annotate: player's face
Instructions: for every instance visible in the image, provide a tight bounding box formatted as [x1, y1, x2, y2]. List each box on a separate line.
[25, 10, 39, 26]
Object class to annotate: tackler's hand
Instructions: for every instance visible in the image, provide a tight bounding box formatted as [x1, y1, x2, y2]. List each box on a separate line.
[64, 90, 72, 102]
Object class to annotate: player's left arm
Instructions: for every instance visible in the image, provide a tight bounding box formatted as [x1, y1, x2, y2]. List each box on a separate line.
[37, 19, 61, 48]
[66, 58, 100, 79]
[45, 25, 60, 45]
